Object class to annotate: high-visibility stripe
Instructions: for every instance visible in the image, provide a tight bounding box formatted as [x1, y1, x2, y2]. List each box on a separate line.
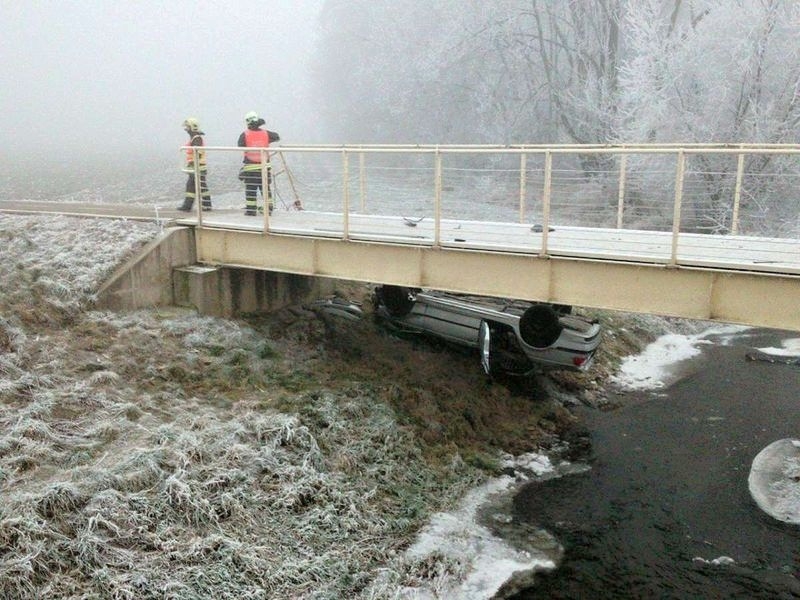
[241, 163, 271, 172]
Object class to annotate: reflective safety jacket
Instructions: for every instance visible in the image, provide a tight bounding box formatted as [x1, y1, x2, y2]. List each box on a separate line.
[183, 134, 207, 172]
[243, 129, 270, 163]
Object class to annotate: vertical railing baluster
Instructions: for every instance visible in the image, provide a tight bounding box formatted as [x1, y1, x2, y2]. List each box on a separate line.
[731, 153, 744, 235]
[261, 148, 270, 232]
[670, 150, 686, 265]
[519, 153, 527, 224]
[616, 153, 627, 229]
[540, 151, 552, 257]
[434, 148, 442, 248]
[342, 150, 350, 240]
[193, 146, 203, 226]
[359, 151, 366, 213]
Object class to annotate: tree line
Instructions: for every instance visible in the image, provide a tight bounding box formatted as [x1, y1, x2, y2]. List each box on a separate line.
[313, 0, 799, 145]
[311, 0, 799, 234]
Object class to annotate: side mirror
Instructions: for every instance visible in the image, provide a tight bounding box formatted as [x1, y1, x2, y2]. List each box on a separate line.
[479, 321, 491, 375]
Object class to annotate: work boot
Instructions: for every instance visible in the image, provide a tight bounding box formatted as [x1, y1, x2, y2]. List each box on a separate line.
[202, 204, 212, 212]
[244, 210, 256, 216]
[177, 201, 193, 212]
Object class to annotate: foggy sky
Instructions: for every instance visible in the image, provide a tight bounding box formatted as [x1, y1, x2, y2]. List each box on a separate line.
[0, 0, 324, 162]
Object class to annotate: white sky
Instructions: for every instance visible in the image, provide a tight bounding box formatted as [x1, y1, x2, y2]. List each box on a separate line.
[0, 0, 324, 161]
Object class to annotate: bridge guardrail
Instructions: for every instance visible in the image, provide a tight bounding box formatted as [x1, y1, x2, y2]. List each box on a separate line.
[181, 143, 800, 269]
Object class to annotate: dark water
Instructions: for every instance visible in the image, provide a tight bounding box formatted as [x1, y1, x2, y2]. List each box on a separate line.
[512, 328, 800, 599]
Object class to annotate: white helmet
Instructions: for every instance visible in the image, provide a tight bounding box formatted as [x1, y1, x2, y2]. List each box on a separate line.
[245, 111, 259, 124]
[183, 117, 201, 132]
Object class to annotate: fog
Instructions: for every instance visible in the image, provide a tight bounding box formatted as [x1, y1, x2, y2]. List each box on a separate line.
[0, 1, 324, 162]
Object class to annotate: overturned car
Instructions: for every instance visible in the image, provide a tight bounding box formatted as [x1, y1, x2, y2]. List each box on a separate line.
[373, 285, 601, 375]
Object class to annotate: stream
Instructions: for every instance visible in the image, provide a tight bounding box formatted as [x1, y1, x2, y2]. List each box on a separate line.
[511, 327, 800, 599]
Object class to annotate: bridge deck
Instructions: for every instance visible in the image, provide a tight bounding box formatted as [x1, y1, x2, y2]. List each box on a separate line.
[178, 209, 800, 276]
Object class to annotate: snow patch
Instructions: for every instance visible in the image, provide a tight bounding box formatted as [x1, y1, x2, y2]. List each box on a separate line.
[693, 556, 736, 567]
[400, 454, 558, 599]
[611, 325, 750, 391]
[756, 338, 800, 357]
[501, 452, 554, 478]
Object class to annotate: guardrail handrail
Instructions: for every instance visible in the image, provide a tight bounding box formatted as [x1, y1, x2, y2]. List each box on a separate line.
[184, 143, 800, 154]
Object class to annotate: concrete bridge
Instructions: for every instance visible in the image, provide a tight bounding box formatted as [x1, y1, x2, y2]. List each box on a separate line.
[182, 143, 800, 331]
[3, 143, 799, 330]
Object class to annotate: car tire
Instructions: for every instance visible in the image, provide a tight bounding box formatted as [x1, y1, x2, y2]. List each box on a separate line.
[519, 304, 563, 348]
[378, 285, 416, 317]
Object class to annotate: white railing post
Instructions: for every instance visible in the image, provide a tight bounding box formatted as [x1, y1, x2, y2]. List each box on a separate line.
[193, 146, 203, 225]
[731, 153, 744, 235]
[539, 151, 552, 257]
[670, 150, 686, 265]
[616, 153, 627, 229]
[434, 148, 442, 248]
[261, 148, 270, 231]
[359, 151, 366, 213]
[342, 150, 350, 240]
[519, 153, 527, 224]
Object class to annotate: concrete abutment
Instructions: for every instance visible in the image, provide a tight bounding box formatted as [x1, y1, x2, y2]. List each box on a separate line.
[95, 226, 335, 317]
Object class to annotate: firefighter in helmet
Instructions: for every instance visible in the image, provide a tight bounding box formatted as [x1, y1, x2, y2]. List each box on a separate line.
[238, 111, 280, 216]
[178, 117, 212, 212]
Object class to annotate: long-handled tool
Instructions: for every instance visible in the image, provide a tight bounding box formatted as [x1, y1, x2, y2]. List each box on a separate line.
[271, 151, 303, 210]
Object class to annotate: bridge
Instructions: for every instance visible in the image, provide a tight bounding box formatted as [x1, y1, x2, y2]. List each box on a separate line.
[3, 143, 798, 331]
[172, 143, 800, 331]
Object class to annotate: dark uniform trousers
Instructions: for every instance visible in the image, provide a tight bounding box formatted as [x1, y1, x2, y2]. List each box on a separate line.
[184, 171, 212, 210]
[243, 167, 272, 215]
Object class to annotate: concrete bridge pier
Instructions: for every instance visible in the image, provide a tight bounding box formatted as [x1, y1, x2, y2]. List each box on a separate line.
[171, 264, 334, 318]
[95, 226, 334, 317]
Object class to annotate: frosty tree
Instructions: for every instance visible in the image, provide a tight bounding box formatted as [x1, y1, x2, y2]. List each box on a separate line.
[313, 0, 800, 233]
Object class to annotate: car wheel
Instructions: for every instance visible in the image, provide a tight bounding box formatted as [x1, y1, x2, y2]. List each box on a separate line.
[519, 304, 563, 348]
[378, 285, 416, 317]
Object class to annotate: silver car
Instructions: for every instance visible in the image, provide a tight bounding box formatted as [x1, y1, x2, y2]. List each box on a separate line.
[373, 285, 601, 375]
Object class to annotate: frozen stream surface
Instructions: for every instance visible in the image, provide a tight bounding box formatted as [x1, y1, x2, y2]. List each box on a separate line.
[402, 326, 800, 599]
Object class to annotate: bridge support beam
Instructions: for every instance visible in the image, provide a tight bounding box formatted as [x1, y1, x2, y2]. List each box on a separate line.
[195, 229, 800, 331]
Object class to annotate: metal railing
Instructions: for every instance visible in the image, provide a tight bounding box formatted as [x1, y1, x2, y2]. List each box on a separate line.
[182, 143, 800, 266]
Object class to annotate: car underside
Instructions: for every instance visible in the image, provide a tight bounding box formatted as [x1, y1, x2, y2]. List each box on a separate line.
[373, 285, 602, 375]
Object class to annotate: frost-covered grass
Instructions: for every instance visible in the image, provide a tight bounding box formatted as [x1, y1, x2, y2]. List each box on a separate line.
[2, 214, 577, 598]
[0, 215, 160, 322]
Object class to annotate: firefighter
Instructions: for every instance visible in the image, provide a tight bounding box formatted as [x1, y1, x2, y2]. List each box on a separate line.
[178, 117, 212, 212]
[238, 111, 280, 216]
